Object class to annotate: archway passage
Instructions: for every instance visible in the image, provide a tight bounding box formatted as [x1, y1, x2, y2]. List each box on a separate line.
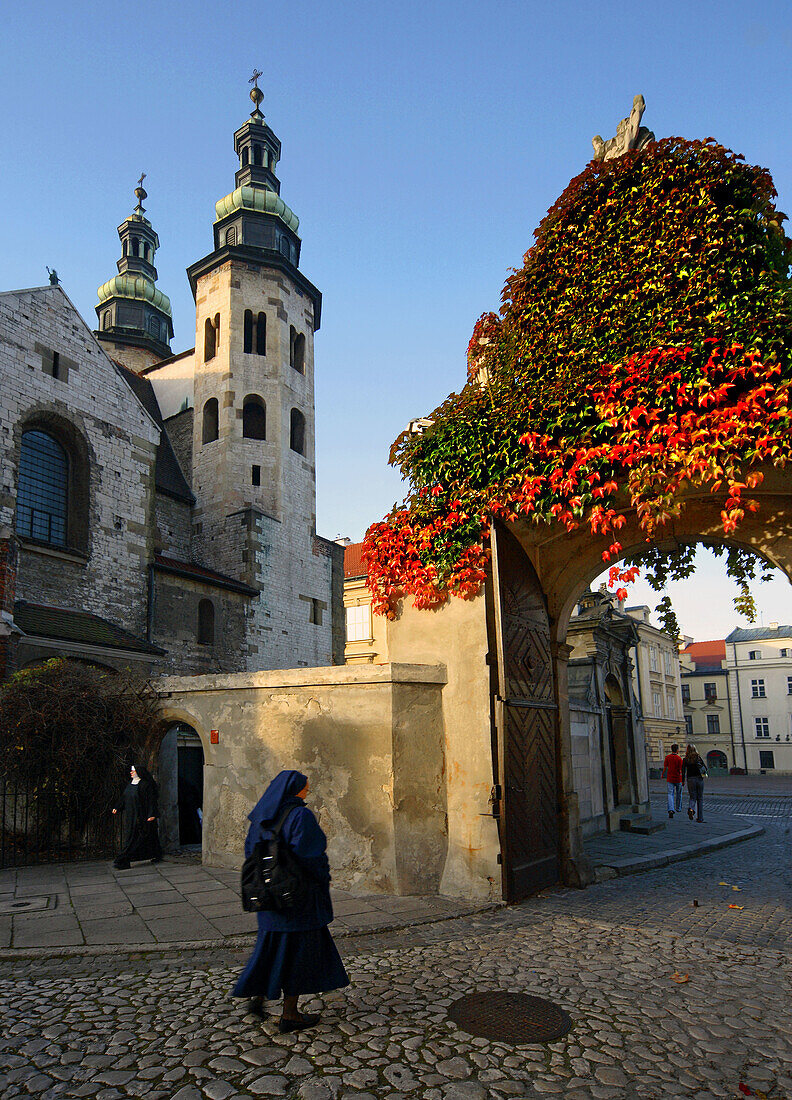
[490, 522, 560, 900]
[158, 722, 204, 850]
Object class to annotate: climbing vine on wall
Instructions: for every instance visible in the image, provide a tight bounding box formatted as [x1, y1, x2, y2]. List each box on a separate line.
[363, 137, 792, 617]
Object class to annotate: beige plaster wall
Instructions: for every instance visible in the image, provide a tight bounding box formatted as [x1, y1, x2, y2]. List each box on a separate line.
[384, 594, 502, 901]
[156, 663, 448, 895]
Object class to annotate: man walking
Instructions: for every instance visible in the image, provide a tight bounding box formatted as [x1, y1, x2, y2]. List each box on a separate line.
[662, 743, 684, 818]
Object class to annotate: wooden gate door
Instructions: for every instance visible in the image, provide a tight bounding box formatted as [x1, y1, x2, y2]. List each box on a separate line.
[491, 523, 560, 900]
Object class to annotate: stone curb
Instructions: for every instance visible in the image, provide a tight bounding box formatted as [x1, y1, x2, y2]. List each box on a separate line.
[0, 902, 502, 961]
[591, 823, 764, 881]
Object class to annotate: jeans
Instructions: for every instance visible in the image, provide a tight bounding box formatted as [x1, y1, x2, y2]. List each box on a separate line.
[688, 777, 704, 821]
[666, 781, 682, 812]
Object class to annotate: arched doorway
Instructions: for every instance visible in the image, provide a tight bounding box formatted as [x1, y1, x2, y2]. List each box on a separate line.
[707, 749, 728, 775]
[158, 722, 204, 851]
[604, 674, 633, 808]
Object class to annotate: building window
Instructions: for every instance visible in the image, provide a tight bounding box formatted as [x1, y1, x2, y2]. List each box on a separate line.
[256, 312, 266, 355]
[202, 398, 219, 444]
[290, 408, 305, 454]
[652, 691, 662, 718]
[102, 311, 112, 330]
[37, 342, 70, 382]
[242, 147, 249, 167]
[663, 651, 674, 676]
[290, 326, 305, 373]
[131, 237, 139, 257]
[681, 683, 690, 704]
[749, 650, 760, 660]
[706, 714, 720, 735]
[751, 679, 766, 698]
[704, 682, 717, 702]
[309, 598, 323, 625]
[667, 694, 676, 720]
[225, 227, 237, 247]
[253, 144, 263, 166]
[204, 316, 217, 361]
[244, 309, 253, 354]
[787, 676, 792, 695]
[346, 604, 372, 643]
[251, 464, 261, 486]
[684, 715, 693, 737]
[148, 315, 160, 336]
[759, 750, 775, 769]
[197, 599, 214, 645]
[242, 395, 266, 440]
[755, 716, 770, 738]
[782, 649, 790, 658]
[16, 429, 68, 546]
[649, 646, 658, 673]
[280, 236, 291, 259]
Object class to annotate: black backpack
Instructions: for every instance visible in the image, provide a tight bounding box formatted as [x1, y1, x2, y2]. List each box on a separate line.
[240, 804, 314, 913]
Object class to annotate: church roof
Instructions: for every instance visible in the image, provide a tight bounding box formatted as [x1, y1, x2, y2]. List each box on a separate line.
[118, 366, 195, 504]
[14, 601, 164, 655]
[153, 555, 258, 596]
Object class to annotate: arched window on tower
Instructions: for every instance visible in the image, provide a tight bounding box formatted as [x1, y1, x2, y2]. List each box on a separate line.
[16, 429, 69, 546]
[204, 317, 217, 361]
[242, 147, 249, 167]
[242, 395, 266, 440]
[280, 236, 291, 260]
[214, 312, 220, 350]
[131, 237, 140, 257]
[243, 309, 253, 353]
[292, 332, 305, 374]
[102, 311, 112, 330]
[290, 408, 305, 455]
[202, 398, 219, 444]
[143, 242, 150, 262]
[256, 312, 266, 355]
[225, 227, 237, 247]
[253, 144, 263, 166]
[197, 599, 215, 645]
[122, 241, 128, 256]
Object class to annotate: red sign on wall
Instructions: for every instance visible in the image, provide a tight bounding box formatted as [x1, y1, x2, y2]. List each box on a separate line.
[210, 729, 219, 745]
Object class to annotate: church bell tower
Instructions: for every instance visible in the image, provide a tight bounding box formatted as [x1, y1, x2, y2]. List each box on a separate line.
[186, 75, 338, 670]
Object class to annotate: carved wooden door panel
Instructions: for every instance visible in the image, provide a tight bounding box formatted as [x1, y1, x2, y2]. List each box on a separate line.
[491, 523, 560, 900]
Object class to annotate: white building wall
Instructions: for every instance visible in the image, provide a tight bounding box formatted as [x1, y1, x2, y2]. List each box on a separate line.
[726, 634, 792, 773]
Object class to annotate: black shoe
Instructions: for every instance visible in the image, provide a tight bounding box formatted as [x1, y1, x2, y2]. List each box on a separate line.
[246, 998, 267, 1018]
[688, 808, 695, 820]
[668, 811, 674, 818]
[278, 1012, 321, 1033]
[113, 860, 130, 870]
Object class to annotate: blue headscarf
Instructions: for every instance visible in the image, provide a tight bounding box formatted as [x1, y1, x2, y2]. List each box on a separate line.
[248, 769, 308, 829]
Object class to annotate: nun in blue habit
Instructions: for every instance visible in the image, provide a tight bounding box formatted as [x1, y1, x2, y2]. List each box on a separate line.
[233, 769, 349, 1032]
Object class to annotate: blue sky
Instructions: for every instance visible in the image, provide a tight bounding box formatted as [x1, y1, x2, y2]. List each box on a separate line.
[3, 0, 792, 638]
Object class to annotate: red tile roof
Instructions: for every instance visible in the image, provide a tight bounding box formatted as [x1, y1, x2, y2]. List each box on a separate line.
[683, 639, 726, 667]
[344, 542, 366, 578]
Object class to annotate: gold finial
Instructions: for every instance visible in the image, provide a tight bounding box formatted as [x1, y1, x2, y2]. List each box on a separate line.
[134, 172, 147, 215]
[248, 68, 264, 117]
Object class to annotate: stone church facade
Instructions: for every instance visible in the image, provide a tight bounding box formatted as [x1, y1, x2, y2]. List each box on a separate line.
[0, 90, 343, 680]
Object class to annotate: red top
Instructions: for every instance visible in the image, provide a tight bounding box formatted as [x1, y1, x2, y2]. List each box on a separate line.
[663, 753, 684, 783]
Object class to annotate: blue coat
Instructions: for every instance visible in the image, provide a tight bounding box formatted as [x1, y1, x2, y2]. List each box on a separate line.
[244, 770, 334, 932]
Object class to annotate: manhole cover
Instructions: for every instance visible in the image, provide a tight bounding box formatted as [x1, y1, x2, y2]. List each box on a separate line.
[448, 991, 572, 1044]
[0, 895, 54, 915]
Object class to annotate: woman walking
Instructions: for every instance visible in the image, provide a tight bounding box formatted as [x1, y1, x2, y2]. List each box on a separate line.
[233, 769, 349, 1032]
[682, 745, 708, 823]
[111, 764, 163, 869]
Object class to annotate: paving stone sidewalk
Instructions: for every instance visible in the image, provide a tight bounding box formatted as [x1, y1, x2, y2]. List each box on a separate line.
[0, 795, 768, 954]
[0, 859, 491, 954]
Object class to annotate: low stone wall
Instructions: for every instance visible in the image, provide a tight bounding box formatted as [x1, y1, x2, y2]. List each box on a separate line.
[155, 663, 449, 895]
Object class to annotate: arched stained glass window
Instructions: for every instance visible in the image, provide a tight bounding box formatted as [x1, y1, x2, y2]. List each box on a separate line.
[16, 430, 68, 546]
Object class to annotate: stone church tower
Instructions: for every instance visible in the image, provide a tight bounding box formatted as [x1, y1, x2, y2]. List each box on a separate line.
[94, 178, 174, 371]
[183, 80, 341, 669]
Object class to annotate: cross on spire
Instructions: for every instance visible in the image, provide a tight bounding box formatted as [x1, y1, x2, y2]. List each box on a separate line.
[137, 171, 147, 189]
[249, 68, 263, 88]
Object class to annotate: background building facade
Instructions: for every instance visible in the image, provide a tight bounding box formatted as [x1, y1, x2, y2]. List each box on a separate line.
[725, 625, 792, 774]
[679, 639, 734, 773]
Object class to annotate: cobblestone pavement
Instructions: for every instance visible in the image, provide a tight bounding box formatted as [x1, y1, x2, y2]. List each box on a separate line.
[1, 813, 790, 1099]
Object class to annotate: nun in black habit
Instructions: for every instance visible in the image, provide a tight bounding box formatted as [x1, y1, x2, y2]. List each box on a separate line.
[111, 764, 163, 870]
[233, 769, 349, 1032]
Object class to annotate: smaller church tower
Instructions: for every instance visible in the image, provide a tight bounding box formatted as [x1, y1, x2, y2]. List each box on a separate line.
[95, 177, 174, 372]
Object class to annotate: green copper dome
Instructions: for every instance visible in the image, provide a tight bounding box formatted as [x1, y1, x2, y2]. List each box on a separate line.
[97, 273, 173, 317]
[214, 185, 300, 233]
